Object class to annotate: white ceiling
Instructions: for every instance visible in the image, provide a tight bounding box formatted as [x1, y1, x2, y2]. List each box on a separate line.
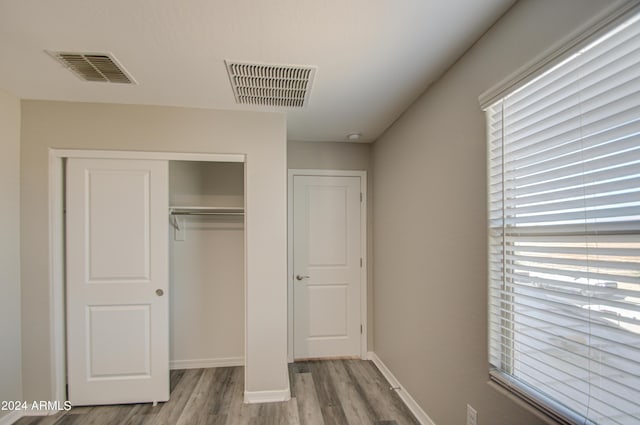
[0, 0, 514, 143]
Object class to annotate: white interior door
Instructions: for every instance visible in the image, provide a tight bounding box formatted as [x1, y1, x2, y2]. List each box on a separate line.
[293, 175, 362, 359]
[66, 158, 169, 406]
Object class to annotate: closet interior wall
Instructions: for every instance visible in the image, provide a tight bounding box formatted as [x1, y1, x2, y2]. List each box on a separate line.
[168, 160, 245, 369]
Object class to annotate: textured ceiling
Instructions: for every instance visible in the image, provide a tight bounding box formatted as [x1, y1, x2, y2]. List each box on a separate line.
[0, 0, 515, 142]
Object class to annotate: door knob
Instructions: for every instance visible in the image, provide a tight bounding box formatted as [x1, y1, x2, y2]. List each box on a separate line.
[156, 289, 164, 296]
[296, 275, 310, 281]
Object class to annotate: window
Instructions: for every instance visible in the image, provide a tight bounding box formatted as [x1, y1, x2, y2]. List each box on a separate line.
[486, 8, 640, 425]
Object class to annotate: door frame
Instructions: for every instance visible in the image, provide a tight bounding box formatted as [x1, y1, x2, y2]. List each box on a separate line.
[48, 149, 246, 404]
[287, 169, 367, 362]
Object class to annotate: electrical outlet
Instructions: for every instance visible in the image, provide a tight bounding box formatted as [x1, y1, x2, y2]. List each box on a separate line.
[467, 404, 477, 425]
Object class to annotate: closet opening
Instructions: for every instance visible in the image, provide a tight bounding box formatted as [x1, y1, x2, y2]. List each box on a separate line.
[50, 150, 247, 405]
[168, 160, 245, 370]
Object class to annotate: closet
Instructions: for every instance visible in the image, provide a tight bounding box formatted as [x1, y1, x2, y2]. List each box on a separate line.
[168, 160, 245, 369]
[65, 156, 246, 405]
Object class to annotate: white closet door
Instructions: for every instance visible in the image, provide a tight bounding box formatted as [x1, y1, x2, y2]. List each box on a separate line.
[66, 158, 169, 406]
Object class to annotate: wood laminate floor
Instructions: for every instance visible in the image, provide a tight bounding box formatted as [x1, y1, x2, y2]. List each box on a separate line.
[14, 360, 419, 425]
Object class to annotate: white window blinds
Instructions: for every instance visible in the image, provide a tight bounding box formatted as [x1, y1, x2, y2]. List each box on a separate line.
[487, 10, 640, 425]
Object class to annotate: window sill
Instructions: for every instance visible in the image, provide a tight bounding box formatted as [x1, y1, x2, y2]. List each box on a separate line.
[487, 372, 593, 425]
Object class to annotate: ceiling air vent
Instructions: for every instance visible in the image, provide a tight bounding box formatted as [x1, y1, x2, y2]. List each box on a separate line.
[225, 61, 316, 108]
[47, 51, 135, 84]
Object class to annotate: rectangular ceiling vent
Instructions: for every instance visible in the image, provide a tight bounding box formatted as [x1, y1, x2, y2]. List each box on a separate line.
[225, 61, 316, 108]
[47, 51, 135, 84]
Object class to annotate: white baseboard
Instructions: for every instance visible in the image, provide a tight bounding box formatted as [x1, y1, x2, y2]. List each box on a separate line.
[0, 407, 61, 423]
[367, 351, 436, 425]
[170, 357, 244, 370]
[0, 410, 24, 425]
[244, 388, 291, 404]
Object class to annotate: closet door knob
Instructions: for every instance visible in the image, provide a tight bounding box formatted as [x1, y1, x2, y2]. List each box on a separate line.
[156, 289, 164, 296]
[296, 275, 310, 281]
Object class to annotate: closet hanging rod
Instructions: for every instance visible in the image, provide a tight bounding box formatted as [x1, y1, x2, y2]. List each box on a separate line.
[169, 208, 244, 231]
[169, 206, 244, 215]
[170, 211, 244, 216]
[169, 207, 244, 216]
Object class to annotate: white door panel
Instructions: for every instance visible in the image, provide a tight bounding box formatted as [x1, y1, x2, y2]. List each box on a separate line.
[293, 175, 361, 359]
[66, 158, 169, 406]
[87, 305, 151, 377]
[308, 285, 348, 336]
[307, 185, 348, 266]
[87, 170, 151, 281]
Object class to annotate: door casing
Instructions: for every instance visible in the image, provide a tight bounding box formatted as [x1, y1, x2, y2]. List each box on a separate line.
[287, 169, 367, 362]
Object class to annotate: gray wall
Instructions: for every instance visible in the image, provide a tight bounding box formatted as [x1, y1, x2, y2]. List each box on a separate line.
[288, 140, 374, 349]
[371, 1, 618, 424]
[0, 89, 22, 422]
